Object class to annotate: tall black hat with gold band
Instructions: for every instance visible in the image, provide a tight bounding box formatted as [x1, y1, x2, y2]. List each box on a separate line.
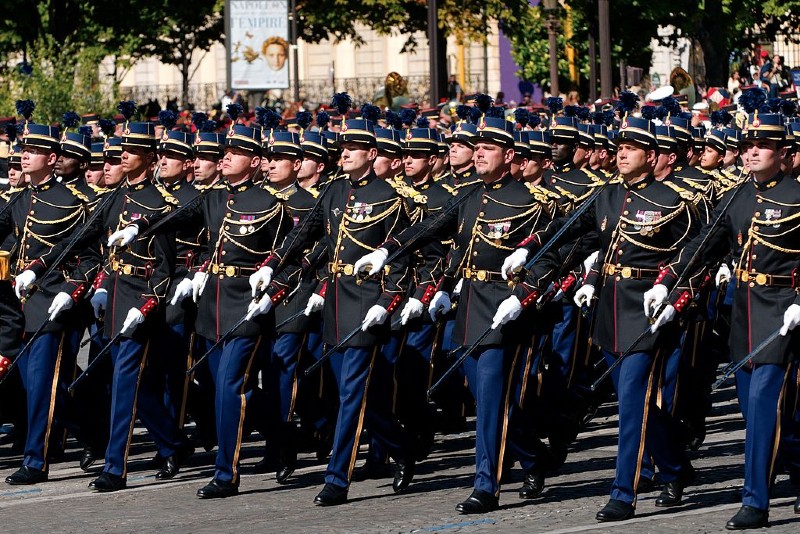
[362, 104, 399, 156]
[723, 128, 742, 150]
[704, 128, 727, 153]
[591, 124, 609, 149]
[472, 94, 514, 147]
[692, 125, 706, 150]
[655, 125, 680, 153]
[191, 112, 225, 158]
[104, 137, 123, 160]
[512, 131, 531, 159]
[447, 104, 478, 146]
[334, 92, 376, 146]
[436, 132, 448, 156]
[16, 99, 60, 152]
[292, 110, 327, 160]
[789, 123, 800, 147]
[60, 111, 92, 161]
[615, 116, 658, 151]
[404, 127, 440, 154]
[744, 113, 786, 142]
[224, 103, 261, 155]
[606, 130, 619, 154]
[89, 142, 105, 166]
[257, 106, 302, 158]
[117, 100, 157, 151]
[577, 123, 595, 149]
[525, 130, 552, 157]
[157, 110, 194, 158]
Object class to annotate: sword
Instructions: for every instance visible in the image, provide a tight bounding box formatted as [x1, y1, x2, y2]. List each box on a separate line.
[711, 327, 782, 391]
[68, 331, 124, 393]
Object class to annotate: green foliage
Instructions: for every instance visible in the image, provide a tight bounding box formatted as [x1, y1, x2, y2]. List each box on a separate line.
[0, 38, 117, 124]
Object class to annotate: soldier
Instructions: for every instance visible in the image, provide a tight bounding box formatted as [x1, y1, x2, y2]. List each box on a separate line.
[85, 142, 106, 188]
[440, 109, 479, 193]
[502, 115, 698, 522]
[56, 112, 99, 205]
[250, 105, 416, 506]
[18, 105, 195, 491]
[521, 131, 555, 188]
[110, 105, 294, 498]
[191, 113, 225, 189]
[3, 104, 102, 485]
[355, 100, 552, 513]
[698, 129, 727, 173]
[646, 108, 800, 528]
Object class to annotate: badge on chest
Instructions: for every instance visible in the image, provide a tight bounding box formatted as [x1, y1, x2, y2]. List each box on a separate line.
[634, 210, 661, 236]
[486, 220, 511, 240]
[239, 214, 255, 234]
[351, 202, 373, 222]
[764, 208, 782, 227]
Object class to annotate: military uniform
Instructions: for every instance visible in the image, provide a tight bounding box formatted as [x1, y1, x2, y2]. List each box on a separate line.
[519, 117, 697, 511]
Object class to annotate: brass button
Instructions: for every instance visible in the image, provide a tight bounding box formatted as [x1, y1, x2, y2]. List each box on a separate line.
[473, 251, 478, 256]
[224, 225, 229, 230]
[623, 210, 629, 215]
[221, 251, 226, 255]
[626, 198, 632, 203]
[226, 213, 232, 218]
[31, 199, 37, 204]
[482, 199, 488, 204]
[620, 223, 627, 228]
[754, 212, 760, 217]
[479, 212, 485, 217]
[350, 196, 355, 200]
[29, 210, 34, 215]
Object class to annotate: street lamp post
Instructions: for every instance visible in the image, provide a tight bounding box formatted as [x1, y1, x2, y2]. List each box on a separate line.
[542, 0, 560, 97]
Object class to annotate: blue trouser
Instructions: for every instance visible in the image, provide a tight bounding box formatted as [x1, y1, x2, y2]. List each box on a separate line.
[462, 344, 519, 497]
[507, 338, 549, 474]
[204, 335, 266, 484]
[325, 346, 409, 489]
[735, 363, 790, 511]
[294, 317, 333, 433]
[268, 332, 305, 424]
[398, 322, 437, 425]
[19, 332, 74, 471]
[160, 322, 193, 425]
[780, 363, 800, 482]
[602, 349, 684, 505]
[551, 302, 578, 380]
[104, 337, 187, 477]
[363, 332, 405, 465]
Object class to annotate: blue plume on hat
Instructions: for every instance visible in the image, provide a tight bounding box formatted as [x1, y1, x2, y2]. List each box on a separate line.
[226, 103, 244, 123]
[603, 110, 615, 126]
[766, 97, 783, 114]
[98, 118, 115, 137]
[117, 100, 137, 121]
[475, 94, 493, 115]
[486, 106, 505, 119]
[576, 107, 590, 122]
[5, 123, 16, 142]
[296, 110, 313, 130]
[468, 107, 483, 125]
[316, 110, 330, 129]
[640, 106, 657, 121]
[15, 99, 35, 121]
[781, 99, 798, 117]
[78, 125, 93, 137]
[739, 88, 767, 114]
[455, 105, 471, 121]
[201, 119, 217, 132]
[255, 107, 281, 130]
[62, 111, 80, 130]
[591, 111, 605, 125]
[331, 93, 352, 115]
[616, 91, 639, 114]
[563, 105, 579, 118]
[710, 110, 732, 128]
[399, 109, 417, 128]
[416, 116, 430, 128]
[192, 112, 208, 130]
[158, 109, 178, 130]
[528, 114, 541, 129]
[545, 97, 563, 115]
[514, 108, 530, 128]
[655, 96, 682, 120]
[384, 110, 402, 130]
[360, 103, 381, 124]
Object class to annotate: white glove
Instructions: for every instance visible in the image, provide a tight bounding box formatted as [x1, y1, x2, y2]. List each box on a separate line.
[428, 291, 451, 321]
[249, 266, 273, 298]
[400, 298, 424, 325]
[453, 278, 463, 296]
[107, 225, 139, 247]
[304, 293, 325, 316]
[170, 278, 194, 306]
[573, 284, 595, 308]
[492, 295, 523, 329]
[501, 248, 529, 280]
[582, 250, 600, 273]
[191, 271, 209, 302]
[48, 292, 74, 321]
[121, 307, 145, 335]
[91, 288, 107, 319]
[643, 284, 669, 317]
[353, 248, 389, 276]
[780, 303, 800, 336]
[245, 295, 273, 321]
[361, 304, 389, 331]
[14, 270, 37, 299]
[650, 304, 676, 333]
[715, 263, 731, 287]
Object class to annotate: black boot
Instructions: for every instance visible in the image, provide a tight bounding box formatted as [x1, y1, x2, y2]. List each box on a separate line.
[725, 506, 768, 529]
[5, 466, 48, 485]
[88, 472, 126, 492]
[156, 443, 195, 480]
[455, 490, 498, 514]
[313, 483, 348, 506]
[595, 499, 634, 522]
[392, 458, 415, 494]
[196, 478, 238, 499]
[518, 469, 545, 499]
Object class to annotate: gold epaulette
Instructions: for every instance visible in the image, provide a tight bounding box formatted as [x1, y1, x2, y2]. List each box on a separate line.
[263, 184, 290, 201]
[155, 184, 179, 205]
[662, 180, 698, 202]
[65, 183, 90, 203]
[307, 187, 320, 198]
[441, 183, 456, 195]
[388, 178, 427, 204]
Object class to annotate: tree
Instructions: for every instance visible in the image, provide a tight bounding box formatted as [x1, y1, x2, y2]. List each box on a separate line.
[137, 1, 225, 108]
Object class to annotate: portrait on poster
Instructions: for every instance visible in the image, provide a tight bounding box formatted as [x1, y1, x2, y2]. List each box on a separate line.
[228, 0, 289, 90]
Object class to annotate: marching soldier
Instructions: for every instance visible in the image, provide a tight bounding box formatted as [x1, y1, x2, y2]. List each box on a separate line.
[18, 105, 194, 491]
[250, 104, 416, 506]
[4, 104, 102, 485]
[502, 114, 698, 522]
[355, 100, 552, 513]
[647, 108, 800, 529]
